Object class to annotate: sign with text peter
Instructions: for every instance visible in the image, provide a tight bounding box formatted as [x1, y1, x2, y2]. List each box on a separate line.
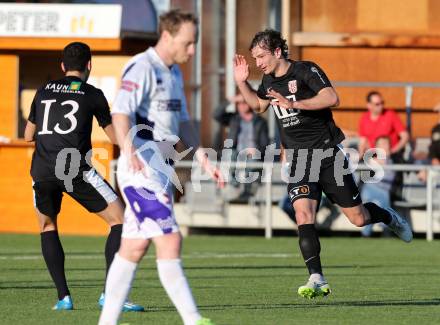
[0, 3, 121, 38]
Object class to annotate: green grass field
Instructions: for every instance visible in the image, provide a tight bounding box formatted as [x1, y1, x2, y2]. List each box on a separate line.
[0, 234, 439, 325]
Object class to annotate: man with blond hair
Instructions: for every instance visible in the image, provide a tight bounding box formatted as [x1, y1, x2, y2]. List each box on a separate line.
[98, 10, 221, 325]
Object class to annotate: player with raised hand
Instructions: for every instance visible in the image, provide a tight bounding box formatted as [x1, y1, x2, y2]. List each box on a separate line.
[98, 9, 222, 325]
[24, 42, 144, 312]
[233, 29, 412, 299]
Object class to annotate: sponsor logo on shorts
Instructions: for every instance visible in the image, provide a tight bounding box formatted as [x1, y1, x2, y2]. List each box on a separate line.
[288, 185, 310, 200]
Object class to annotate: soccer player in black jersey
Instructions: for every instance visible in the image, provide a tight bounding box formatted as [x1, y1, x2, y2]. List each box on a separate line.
[233, 29, 413, 299]
[24, 42, 143, 311]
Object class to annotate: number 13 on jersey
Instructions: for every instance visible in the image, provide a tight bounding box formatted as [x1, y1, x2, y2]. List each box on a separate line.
[38, 99, 79, 135]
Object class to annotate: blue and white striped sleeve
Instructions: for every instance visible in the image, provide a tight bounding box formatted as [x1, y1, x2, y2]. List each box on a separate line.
[112, 60, 152, 116]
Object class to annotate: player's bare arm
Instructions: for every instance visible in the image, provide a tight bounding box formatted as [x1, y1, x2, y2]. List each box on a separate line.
[103, 124, 117, 145]
[24, 121, 36, 142]
[112, 113, 144, 172]
[179, 120, 225, 188]
[267, 87, 339, 111]
[233, 54, 270, 113]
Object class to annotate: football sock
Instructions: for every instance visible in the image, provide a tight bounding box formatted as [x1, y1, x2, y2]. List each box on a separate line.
[41, 230, 70, 300]
[156, 259, 202, 325]
[98, 253, 137, 325]
[364, 202, 392, 225]
[298, 224, 323, 275]
[104, 224, 122, 281]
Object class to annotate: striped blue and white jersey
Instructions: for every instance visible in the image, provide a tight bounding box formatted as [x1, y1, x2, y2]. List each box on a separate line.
[112, 47, 190, 147]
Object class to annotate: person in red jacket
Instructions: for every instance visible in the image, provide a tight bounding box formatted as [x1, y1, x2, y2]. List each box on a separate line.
[358, 91, 409, 160]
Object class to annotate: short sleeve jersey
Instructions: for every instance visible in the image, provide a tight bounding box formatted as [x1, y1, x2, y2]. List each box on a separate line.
[28, 76, 112, 181]
[111, 47, 190, 148]
[256, 60, 344, 150]
[358, 109, 405, 148]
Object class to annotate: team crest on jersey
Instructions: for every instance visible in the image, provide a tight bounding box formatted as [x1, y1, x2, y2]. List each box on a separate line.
[288, 80, 297, 94]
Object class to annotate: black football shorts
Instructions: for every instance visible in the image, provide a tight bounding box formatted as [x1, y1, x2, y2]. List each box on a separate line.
[286, 145, 362, 208]
[32, 168, 118, 218]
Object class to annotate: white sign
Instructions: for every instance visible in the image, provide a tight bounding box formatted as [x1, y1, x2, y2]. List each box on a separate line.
[0, 3, 121, 38]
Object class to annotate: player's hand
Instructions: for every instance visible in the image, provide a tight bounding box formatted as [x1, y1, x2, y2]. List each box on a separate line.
[127, 151, 146, 174]
[209, 166, 225, 189]
[233, 54, 249, 83]
[267, 88, 292, 109]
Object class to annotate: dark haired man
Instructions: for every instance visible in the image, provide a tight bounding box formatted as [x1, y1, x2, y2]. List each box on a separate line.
[233, 29, 412, 299]
[98, 10, 220, 325]
[24, 42, 143, 312]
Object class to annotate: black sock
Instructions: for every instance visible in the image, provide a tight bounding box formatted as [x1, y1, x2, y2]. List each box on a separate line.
[364, 202, 392, 225]
[104, 224, 122, 284]
[298, 224, 323, 275]
[41, 231, 70, 300]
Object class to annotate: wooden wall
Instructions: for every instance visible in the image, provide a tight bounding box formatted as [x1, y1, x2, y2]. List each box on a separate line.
[0, 141, 114, 235]
[300, 0, 440, 137]
[0, 55, 19, 138]
[302, 0, 440, 33]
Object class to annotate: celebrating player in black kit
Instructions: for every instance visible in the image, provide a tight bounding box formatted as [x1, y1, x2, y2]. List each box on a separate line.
[233, 29, 413, 299]
[24, 42, 143, 311]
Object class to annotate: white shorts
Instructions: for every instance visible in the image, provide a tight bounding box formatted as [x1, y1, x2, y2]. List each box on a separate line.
[117, 148, 179, 239]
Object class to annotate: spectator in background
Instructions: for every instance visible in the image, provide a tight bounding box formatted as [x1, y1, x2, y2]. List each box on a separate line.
[358, 91, 409, 159]
[358, 91, 409, 201]
[428, 103, 440, 164]
[418, 103, 440, 182]
[361, 136, 395, 237]
[213, 94, 269, 201]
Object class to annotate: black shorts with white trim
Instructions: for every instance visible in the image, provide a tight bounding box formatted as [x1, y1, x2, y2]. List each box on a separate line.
[286, 145, 362, 208]
[32, 168, 118, 218]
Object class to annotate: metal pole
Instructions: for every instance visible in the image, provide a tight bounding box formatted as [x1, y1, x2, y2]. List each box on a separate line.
[404, 85, 413, 136]
[281, 0, 291, 42]
[194, 0, 203, 122]
[210, 0, 221, 146]
[265, 176, 273, 239]
[426, 167, 434, 241]
[225, 0, 236, 107]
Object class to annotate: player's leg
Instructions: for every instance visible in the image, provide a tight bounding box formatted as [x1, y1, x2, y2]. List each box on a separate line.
[95, 199, 124, 281]
[330, 146, 410, 240]
[325, 145, 412, 242]
[68, 170, 122, 277]
[33, 181, 72, 310]
[68, 168, 144, 310]
[341, 203, 412, 242]
[95, 199, 146, 311]
[153, 232, 211, 325]
[98, 237, 150, 325]
[294, 198, 321, 275]
[292, 194, 331, 298]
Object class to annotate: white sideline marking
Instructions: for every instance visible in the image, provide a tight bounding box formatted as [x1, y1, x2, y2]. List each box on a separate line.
[0, 252, 297, 260]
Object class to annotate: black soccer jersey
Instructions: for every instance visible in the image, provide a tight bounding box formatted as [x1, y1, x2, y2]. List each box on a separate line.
[28, 76, 112, 181]
[257, 60, 345, 150]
